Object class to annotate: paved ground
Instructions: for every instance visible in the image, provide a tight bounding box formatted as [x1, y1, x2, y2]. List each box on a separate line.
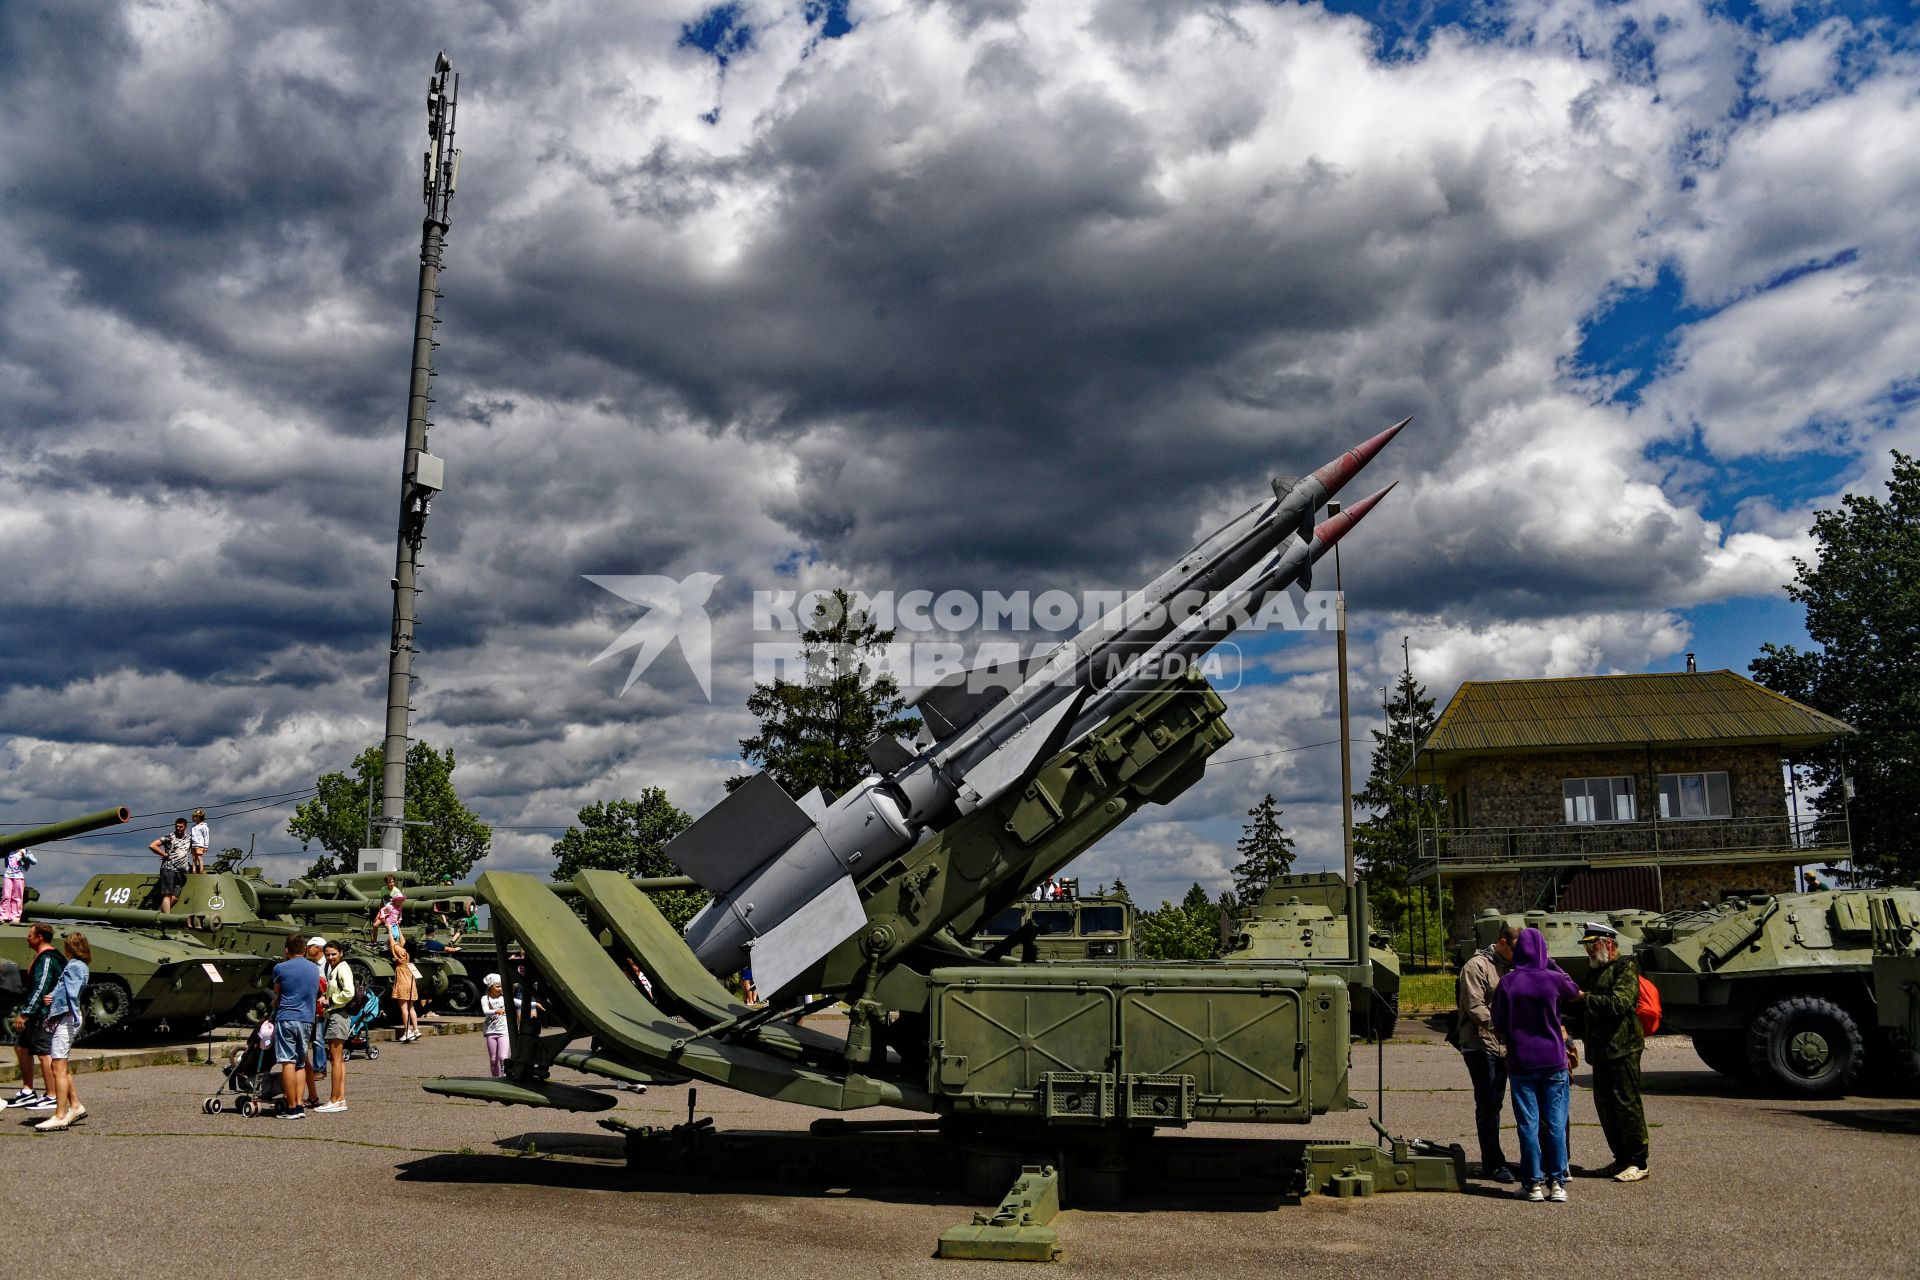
[8, 1017, 1917, 1277]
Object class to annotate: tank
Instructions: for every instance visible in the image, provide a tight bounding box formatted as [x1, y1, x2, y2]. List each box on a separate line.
[1, 806, 132, 851]
[1225, 872, 1401, 1040]
[1451, 906, 1656, 983]
[0, 920, 273, 1038]
[291, 872, 485, 1013]
[28, 870, 455, 1024]
[969, 882, 1136, 961]
[1636, 886, 1920, 1096]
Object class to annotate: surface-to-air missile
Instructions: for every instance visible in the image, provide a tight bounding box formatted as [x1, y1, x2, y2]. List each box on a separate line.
[674, 422, 1406, 996]
[1636, 886, 1920, 1095]
[1226, 872, 1401, 1039]
[28, 869, 456, 1023]
[0, 807, 275, 1036]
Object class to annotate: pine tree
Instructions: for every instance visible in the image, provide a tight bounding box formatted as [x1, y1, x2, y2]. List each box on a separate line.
[1352, 669, 1442, 932]
[733, 588, 921, 799]
[1230, 793, 1296, 908]
[1137, 883, 1224, 960]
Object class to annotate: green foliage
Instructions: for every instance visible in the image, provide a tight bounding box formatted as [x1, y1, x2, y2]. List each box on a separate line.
[1375, 885, 1453, 968]
[1137, 882, 1224, 960]
[550, 792, 709, 932]
[1751, 451, 1920, 885]
[288, 741, 492, 882]
[1353, 670, 1442, 906]
[733, 588, 921, 799]
[1230, 793, 1296, 908]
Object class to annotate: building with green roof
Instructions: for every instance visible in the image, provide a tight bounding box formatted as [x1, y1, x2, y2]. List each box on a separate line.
[1404, 669, 1853, 941]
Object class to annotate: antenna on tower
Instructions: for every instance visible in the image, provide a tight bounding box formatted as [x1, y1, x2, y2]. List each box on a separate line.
[372, 52, 463, 875]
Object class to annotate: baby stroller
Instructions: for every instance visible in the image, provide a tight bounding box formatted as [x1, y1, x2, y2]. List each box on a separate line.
[342, 989, 382, 1061]
[202, 1020, 285, 1118]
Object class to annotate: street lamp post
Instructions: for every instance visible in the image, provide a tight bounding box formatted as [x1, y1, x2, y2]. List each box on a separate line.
[1329, 500, 1354, 885]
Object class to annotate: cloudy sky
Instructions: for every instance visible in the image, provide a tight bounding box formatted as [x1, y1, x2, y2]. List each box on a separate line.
[3, 0, 1915, 907]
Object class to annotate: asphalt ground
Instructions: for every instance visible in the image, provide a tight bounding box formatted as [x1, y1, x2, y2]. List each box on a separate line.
[9, 1017, 1917, 1278]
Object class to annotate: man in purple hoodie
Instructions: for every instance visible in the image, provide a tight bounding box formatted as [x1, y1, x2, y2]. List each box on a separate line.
[1492, 926, 1582, 1202]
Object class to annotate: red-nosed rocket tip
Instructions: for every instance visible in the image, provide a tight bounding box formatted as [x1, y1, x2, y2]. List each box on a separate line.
[1310, 417, 1411, 494]
[1311, 481, 1397, 545]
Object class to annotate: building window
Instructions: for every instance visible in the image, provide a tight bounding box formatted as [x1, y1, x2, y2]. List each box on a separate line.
[1564, 777, 1637, 823]
[1658, 771, 1732, 820]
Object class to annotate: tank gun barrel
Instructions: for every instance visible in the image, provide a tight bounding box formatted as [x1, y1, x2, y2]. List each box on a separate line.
[25, 902, 199, 928]
[1, 806, 131, 852]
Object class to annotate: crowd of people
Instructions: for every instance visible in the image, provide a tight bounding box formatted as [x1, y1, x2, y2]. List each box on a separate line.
[1453, 920, 1652, 1201]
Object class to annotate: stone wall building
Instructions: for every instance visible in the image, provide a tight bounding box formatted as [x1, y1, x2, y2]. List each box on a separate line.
[1404, 670, 1852, 946]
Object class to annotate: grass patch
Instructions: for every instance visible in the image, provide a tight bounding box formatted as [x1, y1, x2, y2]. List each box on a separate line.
[1398, 973, 1454, 1007]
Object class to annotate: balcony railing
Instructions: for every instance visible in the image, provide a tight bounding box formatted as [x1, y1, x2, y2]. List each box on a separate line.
[1417, 814, 1850, 869]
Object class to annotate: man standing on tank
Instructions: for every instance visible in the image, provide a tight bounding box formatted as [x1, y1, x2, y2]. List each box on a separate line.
[1453, 923, 1517, 1182]
[1572, 922, 1650, 1182]
[149, 817, 193, 914]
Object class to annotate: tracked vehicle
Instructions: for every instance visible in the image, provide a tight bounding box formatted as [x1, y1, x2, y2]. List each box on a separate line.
[1226, 872, 1401, 1039]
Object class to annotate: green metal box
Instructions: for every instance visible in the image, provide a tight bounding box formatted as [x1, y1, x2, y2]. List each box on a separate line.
[926, 963, 1351, 1125]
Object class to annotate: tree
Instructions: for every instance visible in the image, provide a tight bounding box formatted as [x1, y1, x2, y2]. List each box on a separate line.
[1352, 669, 1442, 933]
[1751, 451, 1920, 884]
[734, 588, 921, 798]
[1230, 793, 1296, 908]
[551, 792, 710, 932]
[1137, 883, 1224, 960]
[287, 741, 492, 882]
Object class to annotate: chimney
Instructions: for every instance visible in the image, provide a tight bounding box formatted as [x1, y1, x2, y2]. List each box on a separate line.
[1686, 652, 1697, 673]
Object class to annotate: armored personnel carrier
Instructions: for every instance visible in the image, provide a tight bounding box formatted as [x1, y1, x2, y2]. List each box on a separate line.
[292, 871, 486, 1013]
[29, 869, 454, 1023]
[1453, 906, 1658, 983]
[1226, 872, 1401, 1039]
[970, 881, 1136, 961]
[1637, 886, 1920, 1095]
[1871, 893, 1920, 1053]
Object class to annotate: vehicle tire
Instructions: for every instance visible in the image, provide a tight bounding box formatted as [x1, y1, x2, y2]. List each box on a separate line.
[1690, 1031, 1752, 1079]
[442, 976, 481, 1016]
[81, 975, 134, 1039]
[1368, 989, 1400, 1042]
[1869, 1029, 1920, 1091]
[1745, 996, 1865, 1097]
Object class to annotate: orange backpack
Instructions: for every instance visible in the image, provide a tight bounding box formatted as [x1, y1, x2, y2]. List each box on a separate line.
[1635, 975, 1662, 1036]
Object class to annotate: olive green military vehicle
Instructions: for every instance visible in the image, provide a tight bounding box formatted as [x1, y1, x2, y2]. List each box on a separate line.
[1870, 893, 1920, 1053]
[1225, 872, 1401, 1039]
[970, 881, 1136, 961]
[1452, 906, 1660, 984]
[1, 807, 274, 1036]
[29, 869, 454, 1024]
[292, 871, 486, 1013]
[1636, 886, 1920, 1096]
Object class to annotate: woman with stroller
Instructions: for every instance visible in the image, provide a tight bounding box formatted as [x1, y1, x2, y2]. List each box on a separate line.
[318, 942, 354, 1112]
[36, 932, 90, 1132]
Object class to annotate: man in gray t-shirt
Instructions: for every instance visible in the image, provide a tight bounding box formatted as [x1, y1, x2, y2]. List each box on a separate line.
[148, 818, 193, 914]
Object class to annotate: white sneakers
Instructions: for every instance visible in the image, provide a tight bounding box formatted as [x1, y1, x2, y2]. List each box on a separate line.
[1548, 1183, 1569, 1203]
[1523, 1181, 1569, 1202]
[1524, 1184, 1545, 1202]
[314, 1101, 348, 1113]
[1614, 1165, 1651, 1182]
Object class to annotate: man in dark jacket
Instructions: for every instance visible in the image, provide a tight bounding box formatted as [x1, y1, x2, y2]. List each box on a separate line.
[6, 924, 64, 1111]
[1573, 922, 1650, 1182]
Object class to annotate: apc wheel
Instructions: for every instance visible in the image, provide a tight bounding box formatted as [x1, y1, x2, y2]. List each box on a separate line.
[442, 976, 481, 1016]
[1368, 990, 1400, 1042]
[1690, 1031, 1752, 1079]
[1746, 996, 1865, 1097]
[81, 976, 134, 1039]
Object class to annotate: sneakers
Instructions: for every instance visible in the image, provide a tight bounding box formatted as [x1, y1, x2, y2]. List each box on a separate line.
[1523, 1183, 1545, 1202]
[32, 1113, 71, 1132]
[1548, 1182, 1568, 1203]
[26, 1094, 56, 1110]
[1486, 1165, 1517, 1185]
[6, 1088, 39, 1108]
[399, 1030, 420, 1043]
[68, 1105, 87, 1125]
[278, 1107, 306, 1120]
[1613, 1165, 1651, 1183]
[313, 1101, 347, 1113]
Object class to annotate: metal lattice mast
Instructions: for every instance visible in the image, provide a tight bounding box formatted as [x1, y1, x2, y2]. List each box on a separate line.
[379, 53, 461, 865]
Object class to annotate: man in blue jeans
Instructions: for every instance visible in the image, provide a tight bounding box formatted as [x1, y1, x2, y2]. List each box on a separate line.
[270, 933, 321, 1120]
[1492, 926, 1581, 1202]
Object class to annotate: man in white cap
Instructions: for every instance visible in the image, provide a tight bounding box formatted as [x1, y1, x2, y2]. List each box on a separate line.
[1571, 921, 1650, 1182]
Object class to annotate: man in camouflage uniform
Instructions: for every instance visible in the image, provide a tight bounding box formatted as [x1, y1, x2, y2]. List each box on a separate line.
[1573, 921, 1650, 1182]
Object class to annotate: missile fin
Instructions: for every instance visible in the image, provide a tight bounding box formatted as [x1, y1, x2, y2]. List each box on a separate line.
[794, 787, 828, 822]
[910, 651, 1047, 741]
[1298, 561, 1312, 592]
[746, 874, 867, 999]
[661, 771, 817, 894]
[953, 690, 1085, 814]
[864, 735, 917, 774]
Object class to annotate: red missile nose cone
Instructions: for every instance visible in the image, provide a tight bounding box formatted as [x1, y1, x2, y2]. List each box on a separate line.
[1311, 482, 1397, 544]
[1310, 416, 1410, 495]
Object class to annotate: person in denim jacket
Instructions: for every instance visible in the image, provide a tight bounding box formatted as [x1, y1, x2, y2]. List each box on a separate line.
[36, 932, 91, 1132]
